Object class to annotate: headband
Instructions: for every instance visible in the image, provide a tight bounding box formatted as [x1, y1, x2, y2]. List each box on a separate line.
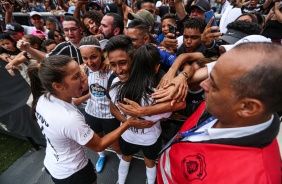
[79, 45, 101, 49]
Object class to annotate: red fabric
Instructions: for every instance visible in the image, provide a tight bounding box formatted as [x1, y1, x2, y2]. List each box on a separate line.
[157, 101, 281, 184]
[158, 140, 281, 184]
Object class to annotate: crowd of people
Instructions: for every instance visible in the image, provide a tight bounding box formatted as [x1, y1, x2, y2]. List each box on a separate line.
[0, 0, 281, 183]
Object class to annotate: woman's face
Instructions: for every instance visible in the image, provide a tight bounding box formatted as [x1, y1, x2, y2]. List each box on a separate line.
[53, 31, 65, 44]
[83, 17, 100, 35]
[58, 60, 88, 101]
[80, 46, 102, 72]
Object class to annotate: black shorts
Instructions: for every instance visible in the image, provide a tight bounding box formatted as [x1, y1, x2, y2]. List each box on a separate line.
[46, 159, 97, 184]
[85, 113, 120, 134]
[119, 136, 162, 160]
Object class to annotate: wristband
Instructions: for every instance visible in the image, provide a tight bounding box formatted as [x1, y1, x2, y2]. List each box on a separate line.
[180, 71, 189, 79]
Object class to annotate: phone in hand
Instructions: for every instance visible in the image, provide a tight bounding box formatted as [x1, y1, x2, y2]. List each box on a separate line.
[168, 24, 176, 39]
[205, 10, 218, 32]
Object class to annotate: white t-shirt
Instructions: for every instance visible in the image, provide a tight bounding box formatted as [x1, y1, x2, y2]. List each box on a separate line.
[85, 69, 114, 119]
[109, 77, 171, 146]
[36, 95, 94, 179]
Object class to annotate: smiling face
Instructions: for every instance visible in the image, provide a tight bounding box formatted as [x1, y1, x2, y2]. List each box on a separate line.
[83, 17, 100, 35]
[30, 15, 45, 29]
[62, 21, 82, 46]
[161, 18, 176, 37]
[80, 46, 102, 72]
[183, 28, 202, 53]
[108, 49, 132, 82]
[53, 30, 65, 44]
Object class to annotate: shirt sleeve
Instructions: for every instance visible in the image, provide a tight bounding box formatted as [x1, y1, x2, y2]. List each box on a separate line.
[62, 112, 94, 145]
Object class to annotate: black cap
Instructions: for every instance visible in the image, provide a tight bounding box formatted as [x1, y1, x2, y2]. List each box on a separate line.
[4, 23, 24, 34]
[220, 29, 249, 44]
[104, 3, 118, 14]
[189, 0, 211, 12]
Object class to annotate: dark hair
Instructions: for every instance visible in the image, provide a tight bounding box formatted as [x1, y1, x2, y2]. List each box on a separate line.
[235, 13, 258, 23]
[41, 39, 56, 51]
[127, 19, 150, 37]
[46, 17, 56, 23]
[82, 11, 103, 35]
[23, 34, 43, 50]
[105, 13, 124, 34]
[63, 16, 80, 27]
[183, 17, 206, 33]
[231, 43, 282, 112]
[105, 35, 134, 59]
[227, 20, 262, 35]
[114, 44, 160, 105]
[141, 0, 155, 6]
[79, 36, 101, 51]
[161, 13, 176, 24]
[27, 55, 74, 120]
[47, 30, 65, 41]
[251, 12, 265, 28]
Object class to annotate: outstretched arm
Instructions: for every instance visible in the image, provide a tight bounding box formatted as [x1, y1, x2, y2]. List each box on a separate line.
[17, 40, 46, 62]
[174, 0, 187, 21]
[118, 97, 186, 117]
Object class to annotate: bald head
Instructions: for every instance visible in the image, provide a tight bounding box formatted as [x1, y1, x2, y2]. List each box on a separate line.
[228, 43, 282, 112]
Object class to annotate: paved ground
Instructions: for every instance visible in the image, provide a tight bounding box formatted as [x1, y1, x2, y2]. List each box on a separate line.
[0, 147, 147, 184]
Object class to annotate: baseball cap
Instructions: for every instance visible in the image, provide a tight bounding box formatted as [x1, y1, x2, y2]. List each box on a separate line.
[4, 23, 24, 34]
[220, 29, 249, 44]
[128, 9, 154, 27]
[89, 0, 102, 8]
[219, 35, 272, 52]
[65, 6, 76, 15]
[189, 0, 211, 12]
[156, 1, 162, 8]
[104, 3, 118, 14]
[30, 11, 42, 18]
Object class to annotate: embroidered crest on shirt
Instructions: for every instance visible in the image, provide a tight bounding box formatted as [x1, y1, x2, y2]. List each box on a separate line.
[181, 153, 207, 181]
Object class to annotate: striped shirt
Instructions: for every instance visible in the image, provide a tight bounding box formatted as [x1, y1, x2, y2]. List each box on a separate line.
[46, 41, 82, 65]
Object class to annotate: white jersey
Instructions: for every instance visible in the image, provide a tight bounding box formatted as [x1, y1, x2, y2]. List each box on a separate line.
[85, 69, 114, 119]
[109, 77, 171, 146]
[36, 95, 94, 179]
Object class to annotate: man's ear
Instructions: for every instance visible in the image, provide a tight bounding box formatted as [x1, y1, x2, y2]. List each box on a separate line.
[52, 82, 64, 92]
[237, 98, 265, 118]
[144, 34, 150, 43]
[114, 27, 121, 36]
[148, 25, 152, 32]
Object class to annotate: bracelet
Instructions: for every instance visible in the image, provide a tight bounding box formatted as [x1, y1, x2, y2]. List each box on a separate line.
[180, 71, 189, 79]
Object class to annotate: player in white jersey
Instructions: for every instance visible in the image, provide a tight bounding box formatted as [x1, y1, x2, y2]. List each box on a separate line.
[27, 55, 140, 184]
[78, 36, 122, 173]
